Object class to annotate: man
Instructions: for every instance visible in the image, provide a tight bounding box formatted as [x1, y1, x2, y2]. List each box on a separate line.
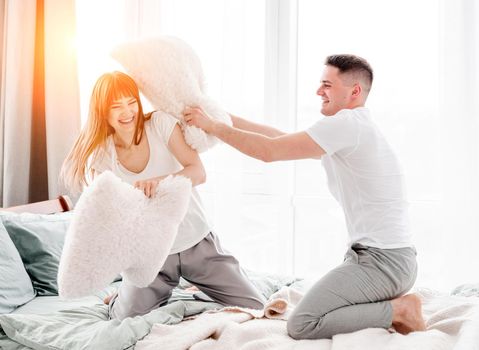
[183, 54, 426, 339]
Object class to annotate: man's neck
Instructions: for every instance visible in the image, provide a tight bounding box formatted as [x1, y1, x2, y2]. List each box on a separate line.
[348, 101, 366, 110]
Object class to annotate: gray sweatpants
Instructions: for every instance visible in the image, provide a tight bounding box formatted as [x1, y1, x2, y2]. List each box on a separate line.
[287, 244, 417, 340]
[109, 232, 265, 320]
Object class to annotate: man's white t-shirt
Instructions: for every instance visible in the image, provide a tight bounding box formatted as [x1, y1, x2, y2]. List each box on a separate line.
[306, 107, 412, 249]
[92, 111, 210, 254]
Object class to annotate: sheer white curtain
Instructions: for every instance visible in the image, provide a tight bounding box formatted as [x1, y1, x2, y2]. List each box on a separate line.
[44, 0, 81, 200]
[76, 0, 479, 291]
[0, 0, 79, 206]
[0, 0, 37, 206]
[437, 0, 479, 290]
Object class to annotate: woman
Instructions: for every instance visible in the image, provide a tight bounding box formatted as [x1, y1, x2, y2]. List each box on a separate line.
[61, 71, 265, 320]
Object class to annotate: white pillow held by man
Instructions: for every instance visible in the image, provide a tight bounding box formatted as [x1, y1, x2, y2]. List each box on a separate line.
[111, 36, 232, 152]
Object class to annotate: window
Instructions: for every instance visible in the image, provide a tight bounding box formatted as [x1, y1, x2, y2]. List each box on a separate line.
[76, 0, 479, 291]
[295, 0, 442, 284]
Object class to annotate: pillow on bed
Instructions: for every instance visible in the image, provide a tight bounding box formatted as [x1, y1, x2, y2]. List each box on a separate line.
[111, 36, 232, 153]
[0, 220, 36, 313]
[1, 211, 72, 296]
[57, 171, 191, 299]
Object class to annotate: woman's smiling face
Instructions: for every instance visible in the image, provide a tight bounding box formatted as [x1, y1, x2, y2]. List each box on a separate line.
[107, 95, 139, 133]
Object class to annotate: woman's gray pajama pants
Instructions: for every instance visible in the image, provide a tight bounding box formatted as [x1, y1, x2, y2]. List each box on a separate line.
[109, 232, 265, 320]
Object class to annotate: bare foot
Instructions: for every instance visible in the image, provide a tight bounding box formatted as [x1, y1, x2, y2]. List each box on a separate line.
[103, 294, 114, 305]
[391, 294, 426, 334]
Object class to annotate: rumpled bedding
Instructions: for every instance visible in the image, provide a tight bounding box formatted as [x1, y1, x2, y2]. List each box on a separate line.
[2, 274, 478, 350]
[0, 272, 297, 350]
[0, 299, 219, 350]
[136, 288, 479, 350]
[452, 283, 479, 298]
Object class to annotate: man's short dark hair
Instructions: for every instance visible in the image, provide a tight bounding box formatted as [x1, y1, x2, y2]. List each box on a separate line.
[325, 54, 373, 92]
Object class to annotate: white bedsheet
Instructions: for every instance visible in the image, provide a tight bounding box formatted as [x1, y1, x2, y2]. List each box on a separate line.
[136, 288, 479, 350]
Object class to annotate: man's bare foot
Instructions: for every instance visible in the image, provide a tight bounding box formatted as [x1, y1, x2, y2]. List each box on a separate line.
[391, 294, 426, 334]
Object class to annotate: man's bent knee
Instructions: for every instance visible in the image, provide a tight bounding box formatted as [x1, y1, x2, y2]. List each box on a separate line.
[287, 314, 310, 340]
[287, 314, 330, 340]
[287, 318, 303, 340]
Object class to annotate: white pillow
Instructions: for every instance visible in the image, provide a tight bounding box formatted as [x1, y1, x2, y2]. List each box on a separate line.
[57, 171, 191, 299]
[111, 36, 232, 153]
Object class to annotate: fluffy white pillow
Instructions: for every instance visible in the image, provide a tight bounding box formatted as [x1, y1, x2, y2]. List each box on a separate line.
[57, 171, 191, 299]
[111, 36, 232, 153]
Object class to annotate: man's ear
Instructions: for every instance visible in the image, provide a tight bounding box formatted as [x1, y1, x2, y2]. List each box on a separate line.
[351, 83, 362, 98]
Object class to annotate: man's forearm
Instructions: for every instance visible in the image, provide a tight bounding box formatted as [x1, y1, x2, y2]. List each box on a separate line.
[230, 115, 286, 138]
[212, 121, 276, 162]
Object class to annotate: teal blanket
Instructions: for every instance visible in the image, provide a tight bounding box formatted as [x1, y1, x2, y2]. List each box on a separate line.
[0, 300, 219, 350]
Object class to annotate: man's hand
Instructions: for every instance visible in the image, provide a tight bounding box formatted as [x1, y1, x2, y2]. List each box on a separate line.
[134, 177, 163, 198]
[183, 106, 216, 134]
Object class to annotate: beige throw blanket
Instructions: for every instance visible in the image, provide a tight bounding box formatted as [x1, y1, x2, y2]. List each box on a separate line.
[136, 287, 479, 350]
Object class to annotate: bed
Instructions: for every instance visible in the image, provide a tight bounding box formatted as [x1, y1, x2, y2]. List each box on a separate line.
[0, 198, 478, 350]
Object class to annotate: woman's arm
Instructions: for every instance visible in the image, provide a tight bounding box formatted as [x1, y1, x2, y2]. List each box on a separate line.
[166, 124, 206, 185]
[134, 124, 206, 197]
